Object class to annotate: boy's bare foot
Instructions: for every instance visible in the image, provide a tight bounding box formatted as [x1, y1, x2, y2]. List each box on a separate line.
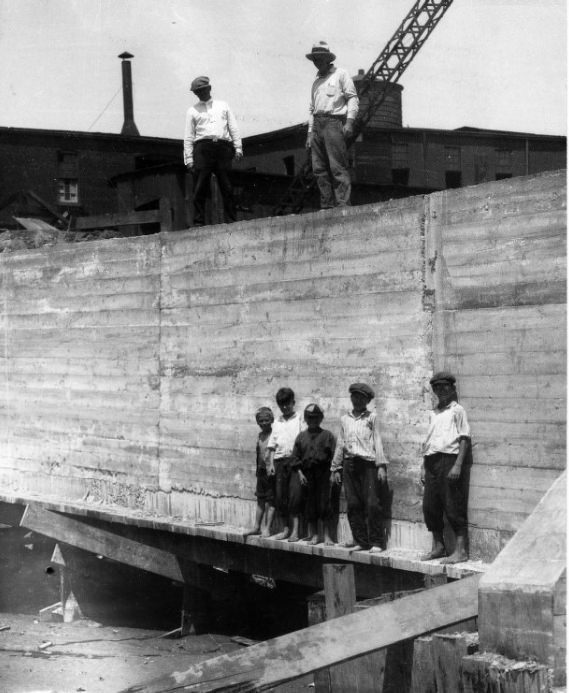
[439, 551, 468, 564]
[243, 528, 261, 537]
[287, 533, 300, 543]
[309, 535, 320, 545]
[420, 547, 446, 561]
[324, 537, 335, 546]
[369, 545, 385, 553]
[260, 529, 272, 538]
[272, 529, 290, 540]
[348, 544, 365, 552]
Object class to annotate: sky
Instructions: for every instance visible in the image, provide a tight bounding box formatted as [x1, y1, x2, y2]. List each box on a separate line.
[0, 0, 566, 140]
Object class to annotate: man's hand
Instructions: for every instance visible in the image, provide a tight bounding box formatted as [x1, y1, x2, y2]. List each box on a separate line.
[305, 133, 312, 150]
[447, 463, 462, 481]
[377, 465, 387, 483]
[343, 118, 355, 138]
[185, 162, 194, 172]
[267, 464, 275, 477]
[234, 149, 243, 161]
[298, 470, 308, 486]
[330, 471, 342, 486]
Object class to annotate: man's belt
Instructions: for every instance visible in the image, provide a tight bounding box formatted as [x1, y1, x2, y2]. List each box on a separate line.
[195, 137, 232, 144]
[313, 113, 346, 120]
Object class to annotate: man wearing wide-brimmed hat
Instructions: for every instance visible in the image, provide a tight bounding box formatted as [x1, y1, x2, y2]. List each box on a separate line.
[183, 76, 243, 226]
[305, 41, 359, 209]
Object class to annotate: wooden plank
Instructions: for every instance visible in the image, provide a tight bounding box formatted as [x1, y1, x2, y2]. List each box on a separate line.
[410, 636, 436, 693]
[432, 632, 479, 693]
[20, 504, 183, 583]
[75, 209, 162, 230]
[119, 574, 480, 692]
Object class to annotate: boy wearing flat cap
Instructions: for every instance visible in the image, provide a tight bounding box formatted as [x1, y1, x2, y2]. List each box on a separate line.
[331, 383, 390, 552]
[305, 41, 359, 209]
[420, 372, 471, 564]
[183, 76, 243, 226]
[289, 404, 337, 545]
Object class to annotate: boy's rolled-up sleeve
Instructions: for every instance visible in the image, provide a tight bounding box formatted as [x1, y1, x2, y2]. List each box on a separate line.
[455, 406, 471, 440]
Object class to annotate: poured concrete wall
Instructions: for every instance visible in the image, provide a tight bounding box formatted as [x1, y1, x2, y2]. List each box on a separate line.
[0, 170, 565, 561]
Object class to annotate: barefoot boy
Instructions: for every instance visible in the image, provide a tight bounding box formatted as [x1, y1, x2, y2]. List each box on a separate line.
[288, 404, 337, 545]
[266, 388, 305, 540]
[330, 383, 389, 553]
[420, 371, 471, 564]
[244, 406, 275, 537]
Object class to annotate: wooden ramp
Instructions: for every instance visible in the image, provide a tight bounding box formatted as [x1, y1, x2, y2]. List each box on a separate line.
[121, 574, 480, 693]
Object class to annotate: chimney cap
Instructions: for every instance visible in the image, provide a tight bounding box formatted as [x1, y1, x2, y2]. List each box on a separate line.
[118, 51, 134, 60]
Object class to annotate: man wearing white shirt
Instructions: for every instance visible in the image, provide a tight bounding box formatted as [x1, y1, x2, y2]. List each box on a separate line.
[306, 42, 359, 208]
[184, 76, 243, 225]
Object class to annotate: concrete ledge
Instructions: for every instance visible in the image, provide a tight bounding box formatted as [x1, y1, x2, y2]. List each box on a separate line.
[0, 491, 488, 580]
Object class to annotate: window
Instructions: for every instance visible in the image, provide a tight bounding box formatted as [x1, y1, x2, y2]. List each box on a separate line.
[391, 142, 409, 169]
[57, 151, 79, 204]
[444, 146, 461, 188]
[57, 179, 79, 203]
[444, 146, 461, 170]
[496, 149, 513, 180]
[283, 155, 295, 177]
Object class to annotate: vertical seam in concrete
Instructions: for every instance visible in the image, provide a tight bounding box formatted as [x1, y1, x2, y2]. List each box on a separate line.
[156, 232, 169, 515]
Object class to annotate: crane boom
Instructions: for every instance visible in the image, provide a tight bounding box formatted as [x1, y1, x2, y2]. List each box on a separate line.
[273, 0, 454, 215]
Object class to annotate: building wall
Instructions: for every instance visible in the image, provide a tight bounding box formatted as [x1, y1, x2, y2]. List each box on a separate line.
[0, 171, 565, 561]
[0, 129, 182, 223]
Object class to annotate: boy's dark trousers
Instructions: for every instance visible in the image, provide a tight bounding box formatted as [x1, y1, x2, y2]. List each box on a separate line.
[273, 456, 293, 516]
[192, 140, 236, 225]
[288, 464, 333, 522]
[423, 452, 468, 534]
[343, 456, 388, 549]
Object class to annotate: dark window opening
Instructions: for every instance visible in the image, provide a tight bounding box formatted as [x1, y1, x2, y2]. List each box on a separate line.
[392, 168, 410, 186]
[445, 171, 462, 188]
[283, 156, 295, 177]
[496, 172, 513, 181]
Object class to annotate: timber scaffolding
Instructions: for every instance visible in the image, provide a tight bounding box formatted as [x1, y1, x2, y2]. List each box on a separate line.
[0, 169, 566, 690]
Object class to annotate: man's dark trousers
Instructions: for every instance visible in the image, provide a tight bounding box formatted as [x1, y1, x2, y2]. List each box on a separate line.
[343, 456, 388, 549]
[192, 139, 236, 225]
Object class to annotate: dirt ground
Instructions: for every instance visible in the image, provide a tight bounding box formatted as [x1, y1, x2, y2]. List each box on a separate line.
[0, 613, 314, 693]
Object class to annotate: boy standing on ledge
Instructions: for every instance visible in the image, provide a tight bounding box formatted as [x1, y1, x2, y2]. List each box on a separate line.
[266, 388, 306, 540]
[331, 383, 389, 553]
[420, 372, 471, 564]
[244, 407, 275, 538]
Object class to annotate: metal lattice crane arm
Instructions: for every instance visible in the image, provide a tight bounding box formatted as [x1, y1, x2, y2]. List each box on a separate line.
[354, 0, 454, 135]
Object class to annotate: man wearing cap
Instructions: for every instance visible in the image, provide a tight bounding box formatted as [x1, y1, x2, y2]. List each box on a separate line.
[305, 41, 359, 209]
[331, 383, 390, 552]
[184, 76, 243, 226]
[420, 372, 471, 564]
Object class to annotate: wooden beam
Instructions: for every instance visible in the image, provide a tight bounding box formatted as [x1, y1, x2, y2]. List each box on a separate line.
[20, 504, 183, 583]
[120, 574, 481, 693]
[74, 209, 161, 230]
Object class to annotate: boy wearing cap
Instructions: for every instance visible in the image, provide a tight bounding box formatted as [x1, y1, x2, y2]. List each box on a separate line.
[288, 404, 337, 545]
[331, 383, 389, 552]
[183, 76, 243, 226]
[245, 407, 276, 538]
[305, 41, 359, 209]
[420, 372, 471, 564]
[266, 388, 306, 540]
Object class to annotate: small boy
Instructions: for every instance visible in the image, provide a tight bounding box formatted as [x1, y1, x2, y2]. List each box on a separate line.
[266, 388, 306, 540]
[244, 406, 275, 538]
[420, 371, 471, 564]
[330, 383, 389, 553]
[288, 404, 337, 545]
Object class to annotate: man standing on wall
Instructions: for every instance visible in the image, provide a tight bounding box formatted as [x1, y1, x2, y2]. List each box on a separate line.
[306, 41, 359, 209]
[184, 76, 243, 226]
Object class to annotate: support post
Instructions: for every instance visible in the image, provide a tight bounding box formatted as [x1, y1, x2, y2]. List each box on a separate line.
[322, 564, 386, 692]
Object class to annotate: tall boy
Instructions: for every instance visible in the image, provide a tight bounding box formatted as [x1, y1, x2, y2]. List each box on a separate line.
[420, 372, 471, 564]
[289, 404, 337, 545]
[331, 383, 389, 552]
[266, 388, 305, 540]
[244, 407, 275, 538]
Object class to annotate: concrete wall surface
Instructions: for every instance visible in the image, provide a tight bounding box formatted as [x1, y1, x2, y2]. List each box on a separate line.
[0, 169, 565, 562]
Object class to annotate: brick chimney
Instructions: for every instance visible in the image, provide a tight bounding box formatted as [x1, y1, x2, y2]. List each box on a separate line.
[118, 52, 140, 136]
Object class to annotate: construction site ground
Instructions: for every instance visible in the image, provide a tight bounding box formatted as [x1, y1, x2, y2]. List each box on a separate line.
[0, 612, 313, 693]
